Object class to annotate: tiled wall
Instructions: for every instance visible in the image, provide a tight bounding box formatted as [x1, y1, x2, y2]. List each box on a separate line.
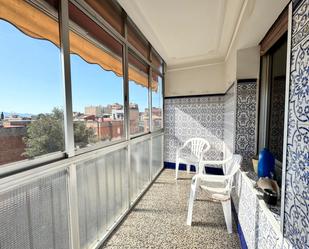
[164, 96, 224, 164]
[164, 81, 256, 168]
[232, 171, 294, 249]
[163, 2, 309, 247]
[284, 0, 309, 247]
[235, 81, 258, 171]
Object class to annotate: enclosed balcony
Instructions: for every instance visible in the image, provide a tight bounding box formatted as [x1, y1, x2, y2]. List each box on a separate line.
[0, 0, 308, 249]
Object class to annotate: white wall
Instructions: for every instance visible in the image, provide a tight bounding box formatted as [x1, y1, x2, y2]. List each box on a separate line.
[165, 63, 225, 96]
[237, 46, 260, 80]
[164, 0, 288, 96]
[165, 45, 259, 96]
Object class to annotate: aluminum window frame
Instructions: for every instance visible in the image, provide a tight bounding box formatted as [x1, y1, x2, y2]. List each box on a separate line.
[128, 48, 151, 137]
[0, 0, 165, 176]
[280, 2, 292, 234]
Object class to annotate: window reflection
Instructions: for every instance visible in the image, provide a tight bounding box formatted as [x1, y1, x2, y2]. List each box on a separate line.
[0, 0, 64, 166]
[128, 53, 149, 135]
[152, 75, 163, 130]
[69, 2, 124, 149]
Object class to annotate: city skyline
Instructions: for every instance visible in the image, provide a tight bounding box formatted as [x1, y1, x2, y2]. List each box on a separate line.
[0, 101, 148, 119]
[0, 20, 149, 115]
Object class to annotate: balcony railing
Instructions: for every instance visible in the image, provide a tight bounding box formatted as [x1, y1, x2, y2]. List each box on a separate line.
[0, 132, 163, 249]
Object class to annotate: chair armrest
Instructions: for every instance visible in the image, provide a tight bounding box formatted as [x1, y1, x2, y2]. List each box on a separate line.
[194, 173, 230, 183]
[200, 157, 233, 166]
[176, 146, 186, 157]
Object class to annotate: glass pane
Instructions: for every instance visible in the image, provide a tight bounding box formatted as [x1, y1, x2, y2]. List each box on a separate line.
[129, 52, 149, 135]
[130, 139, 150, 203]
[152, 74, 163, 130]
[120, 149, 128, 212]
[0, 170, 70, 249]
[0, 1, 64, 166]
[96, 156, 107, 234]
[268, 39, 287, 163]
[152, 135, 163, 178]
[69, 3, 124, 149]
[76, 148, 128, 249]
[106, 153, 116, 227]
[76, 160, 98, 249]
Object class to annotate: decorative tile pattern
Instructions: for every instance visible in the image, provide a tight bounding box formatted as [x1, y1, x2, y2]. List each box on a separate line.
[232, 170, 287, 249]
[235, 172, 258, 249]
[235, 81, 258, 171]
[284, 0, 309, 247]
[256, 204, 282, 249]
[164, 96, 224, 165]
[224, 83, 236, 158]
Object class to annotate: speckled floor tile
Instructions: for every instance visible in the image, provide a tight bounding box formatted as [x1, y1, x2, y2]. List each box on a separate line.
[101, 169, 241, 249]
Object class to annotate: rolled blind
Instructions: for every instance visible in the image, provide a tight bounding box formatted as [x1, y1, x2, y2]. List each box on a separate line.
[128, 19, 150, 60]
[85, 0, 124, 35]
[151, 50, 163, 74]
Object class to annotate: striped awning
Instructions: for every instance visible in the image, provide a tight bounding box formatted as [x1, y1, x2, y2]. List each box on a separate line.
[0, 0, 157, 91]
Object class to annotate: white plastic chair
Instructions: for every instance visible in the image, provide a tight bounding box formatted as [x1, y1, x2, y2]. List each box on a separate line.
[175, 138, 210, 179]
[186, 154, 242, 234]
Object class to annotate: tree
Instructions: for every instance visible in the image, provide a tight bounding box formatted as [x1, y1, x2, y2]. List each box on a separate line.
[23, 108, 95, 158]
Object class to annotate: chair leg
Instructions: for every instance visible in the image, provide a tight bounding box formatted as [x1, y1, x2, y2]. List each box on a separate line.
[194, 177, 200, 200]
[187, 178, 198, 225]
[222, 199, 232, 234]
[193, 164, 198, 174]
[175, 159, 180, 180]
[187, 164, 190, 173]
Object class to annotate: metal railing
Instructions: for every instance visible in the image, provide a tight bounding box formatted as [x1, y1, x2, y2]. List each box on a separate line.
[0, 132, 164, 249]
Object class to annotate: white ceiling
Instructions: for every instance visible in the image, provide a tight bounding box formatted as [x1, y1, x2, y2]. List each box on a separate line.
[118, 0, 289, 69]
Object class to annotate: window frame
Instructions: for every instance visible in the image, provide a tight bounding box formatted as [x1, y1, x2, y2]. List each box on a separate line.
[0, 0, 67, 172]
[68, 4, 126, 152]
[0, 0, 165, 176]
[151, 72, 164, 131]
[128, 49, 151, 138]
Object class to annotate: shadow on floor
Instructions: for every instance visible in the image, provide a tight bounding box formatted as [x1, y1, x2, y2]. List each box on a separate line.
[101, 169, 241, 249]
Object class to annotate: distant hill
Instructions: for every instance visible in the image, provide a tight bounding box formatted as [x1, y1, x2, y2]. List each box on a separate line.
[2, 112, 34, 118]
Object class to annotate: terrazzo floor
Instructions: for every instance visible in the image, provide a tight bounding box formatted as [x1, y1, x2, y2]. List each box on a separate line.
[101, 169, 241, 249]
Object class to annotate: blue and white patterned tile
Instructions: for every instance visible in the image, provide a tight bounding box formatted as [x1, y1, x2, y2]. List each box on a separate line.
[236, 173, 259, 249]
[232, 170, 286, 249]
[235, 81, 258, 171]
[256, 204, 282, 249]
[164, 96, 224, 164]
[284, 0, 309, 247]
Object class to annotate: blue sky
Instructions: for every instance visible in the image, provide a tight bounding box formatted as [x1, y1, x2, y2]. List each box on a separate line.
[0, 20, 149, 115]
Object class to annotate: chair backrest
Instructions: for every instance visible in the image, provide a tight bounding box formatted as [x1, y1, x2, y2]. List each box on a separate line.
[224, 154, 242, 190]
[224, 154, 242, 176]
[183, 138, 210, 160]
